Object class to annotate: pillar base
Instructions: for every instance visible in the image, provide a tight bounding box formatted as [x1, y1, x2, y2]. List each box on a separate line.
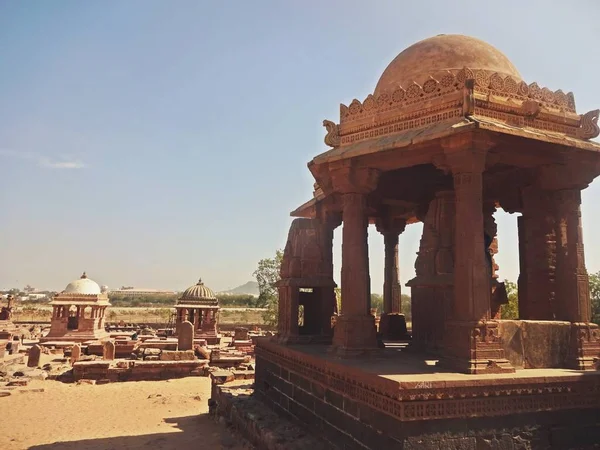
[439, 320, 515, 374]
[331, 315, 378, 357]
[568, 322, 600, 370]
[378, 313, 411, 341]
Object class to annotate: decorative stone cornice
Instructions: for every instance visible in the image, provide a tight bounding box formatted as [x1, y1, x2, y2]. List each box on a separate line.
[323, 67, 596, 148]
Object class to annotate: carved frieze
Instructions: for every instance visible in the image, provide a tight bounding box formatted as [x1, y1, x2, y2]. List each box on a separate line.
[324, 66, 595, 149]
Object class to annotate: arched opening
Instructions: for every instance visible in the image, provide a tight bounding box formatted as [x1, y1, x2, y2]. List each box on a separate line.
[492, 207, 521, 319]
[67, 305, 79, 330]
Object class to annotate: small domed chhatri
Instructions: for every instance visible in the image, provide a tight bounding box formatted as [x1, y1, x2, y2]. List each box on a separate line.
[41, 272, 110, 343]
[174, 277, 220, 344]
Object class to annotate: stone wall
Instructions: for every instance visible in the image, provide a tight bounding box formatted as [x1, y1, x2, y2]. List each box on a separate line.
[255, 343, 600, 449]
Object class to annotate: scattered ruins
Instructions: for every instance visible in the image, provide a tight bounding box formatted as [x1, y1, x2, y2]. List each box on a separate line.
[175, 278, 221, 345]
[41, 272, 111, 344]
[211, 34, 600, 448]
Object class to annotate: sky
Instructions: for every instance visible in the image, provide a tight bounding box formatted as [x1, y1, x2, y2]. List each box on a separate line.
[1, 1, 599, 293]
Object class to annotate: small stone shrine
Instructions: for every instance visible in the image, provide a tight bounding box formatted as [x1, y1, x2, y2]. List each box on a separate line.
[254, 34, 600, 448]
[41, 272, 110, 343]
[174, 278, 221, 345]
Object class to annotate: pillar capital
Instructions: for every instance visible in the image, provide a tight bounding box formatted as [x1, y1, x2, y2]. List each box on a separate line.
[537, 159, 600, 191]
[329, 162, 380, 194]
[439, 133, 494, 175]
[375, 215, 407, 236]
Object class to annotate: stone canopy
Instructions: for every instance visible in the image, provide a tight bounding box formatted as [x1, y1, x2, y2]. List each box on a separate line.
[280, 33, 600, 371]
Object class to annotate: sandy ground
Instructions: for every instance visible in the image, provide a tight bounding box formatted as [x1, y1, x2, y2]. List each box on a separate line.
[0, 377, 249, 450]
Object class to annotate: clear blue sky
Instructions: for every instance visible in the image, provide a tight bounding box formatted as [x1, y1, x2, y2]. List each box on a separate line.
[1, 1, 599, 293]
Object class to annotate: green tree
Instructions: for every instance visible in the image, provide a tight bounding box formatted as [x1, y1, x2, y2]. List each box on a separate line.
[401, 294, 412, 320]
[500, 280, 519, 319]
[370, 293, 383, 314]
[588, 272, 600, 324]
[253, 249, 283, 326]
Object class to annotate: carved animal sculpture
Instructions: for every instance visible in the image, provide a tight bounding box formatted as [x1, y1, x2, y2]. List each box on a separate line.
[322, 119, 340, 148]
[576, 109, 600, 140]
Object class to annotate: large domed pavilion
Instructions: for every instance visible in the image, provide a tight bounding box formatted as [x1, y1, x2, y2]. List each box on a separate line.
[252, 34, 600, 448]
[41, 272, 110, 343]
[174, 278, 221, 344]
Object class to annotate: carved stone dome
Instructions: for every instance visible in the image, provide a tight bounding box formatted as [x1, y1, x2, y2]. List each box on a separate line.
[374, 34, 522, 96]
[180, 279, 217, 301]
[63, 272, 101, 295]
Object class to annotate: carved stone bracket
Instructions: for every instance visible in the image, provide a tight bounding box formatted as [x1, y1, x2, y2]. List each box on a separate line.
[323, 119, 340, 148]
[576, 109, 600, 140]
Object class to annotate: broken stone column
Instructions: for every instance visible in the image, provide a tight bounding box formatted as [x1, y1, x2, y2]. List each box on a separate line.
[103, 340, 115, 360]
[28, 344, 42, 367]
[178, 320, 194, 350]
[71, 344, 81, 365]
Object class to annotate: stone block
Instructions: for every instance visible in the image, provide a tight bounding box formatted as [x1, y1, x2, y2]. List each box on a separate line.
[499, 320, 570, 368]
[159, 350, 196, 361]
[211, 370, 234, 385]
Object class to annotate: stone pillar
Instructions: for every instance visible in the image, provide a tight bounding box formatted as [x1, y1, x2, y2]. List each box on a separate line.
[321, 211, 342, 334]
[178, 320, 194, 350]
[383, 231, 401, 314]
[441, 139, 513, 374]
[552, 189, 599, 369]
[376, 215, 407, 339]
[328, 165, 380, 355]
[103, 340, 115, 360]
[520, 187, 556, 319]
[517, 215, 528, 319]
[28, 344, 42, 368]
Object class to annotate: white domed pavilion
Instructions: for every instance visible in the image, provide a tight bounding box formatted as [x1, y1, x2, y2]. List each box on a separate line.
[174, 278, 221, 344]
[41, 272, 111, 344]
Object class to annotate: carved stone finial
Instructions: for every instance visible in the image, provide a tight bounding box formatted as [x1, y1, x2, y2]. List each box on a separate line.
[323, 119, 340, 148]
[576, 109, 600, 140]
[197, 278, 203, 285]
[81, 272, 87, 279]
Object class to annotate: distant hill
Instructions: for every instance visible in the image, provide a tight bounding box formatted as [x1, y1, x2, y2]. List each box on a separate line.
[218, 281, 259, 296]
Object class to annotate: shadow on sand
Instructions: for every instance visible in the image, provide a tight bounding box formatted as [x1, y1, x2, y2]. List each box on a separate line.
[28, 414, 242, 450]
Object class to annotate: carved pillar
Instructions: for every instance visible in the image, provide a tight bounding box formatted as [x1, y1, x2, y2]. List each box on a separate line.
[407, 191, 455, 350]
[441, 138, 513, 374]
[517, 215, 528, 319]
[320, 211, 342, 335]
[553, 189, 589, 322]
[552, 189, 599, 369]
[331, 165, 379, 355]
[376, 215, 407, 339]
[520, 187, 556, 319]
[193, 309, 200, 330]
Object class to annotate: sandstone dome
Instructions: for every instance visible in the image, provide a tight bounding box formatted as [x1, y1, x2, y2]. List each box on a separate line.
[374, 34, 522, 96]
[63, 272, 101, 295]
[180, 279, 217, 301]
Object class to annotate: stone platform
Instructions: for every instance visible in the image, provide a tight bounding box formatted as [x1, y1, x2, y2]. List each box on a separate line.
[253, 338, 600, 449]
[73, 359, 209, 382]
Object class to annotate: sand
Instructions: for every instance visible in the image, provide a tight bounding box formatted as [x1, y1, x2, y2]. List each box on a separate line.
[0, 377, 249, 450]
